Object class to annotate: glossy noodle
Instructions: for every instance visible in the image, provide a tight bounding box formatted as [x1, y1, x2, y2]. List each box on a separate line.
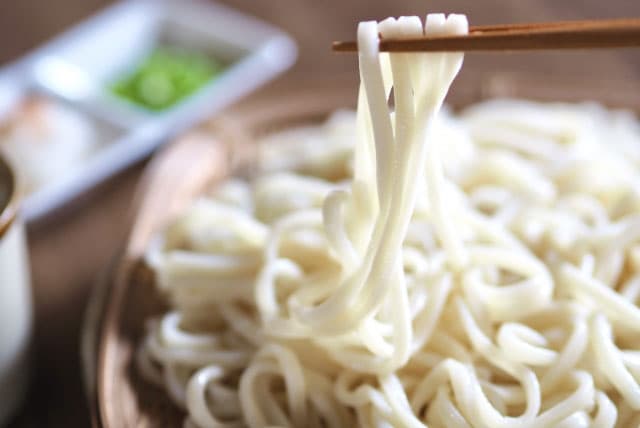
[142, 13, 640, 428]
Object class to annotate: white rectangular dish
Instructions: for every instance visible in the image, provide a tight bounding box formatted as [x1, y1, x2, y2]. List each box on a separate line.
[1, 0, 296, 221]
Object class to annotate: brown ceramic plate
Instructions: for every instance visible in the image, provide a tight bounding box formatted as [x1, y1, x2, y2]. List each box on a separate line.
[87, 74, 640, 427]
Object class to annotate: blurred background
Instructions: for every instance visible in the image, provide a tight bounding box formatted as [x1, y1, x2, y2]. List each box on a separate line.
[3, 0, 640, 80]
[1, 0, 639, 426]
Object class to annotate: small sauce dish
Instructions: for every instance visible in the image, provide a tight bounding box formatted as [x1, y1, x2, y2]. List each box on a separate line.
[0, 155, 32, 425]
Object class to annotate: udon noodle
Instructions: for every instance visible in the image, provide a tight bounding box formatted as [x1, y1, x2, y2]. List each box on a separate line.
[141, 14, 640, 428]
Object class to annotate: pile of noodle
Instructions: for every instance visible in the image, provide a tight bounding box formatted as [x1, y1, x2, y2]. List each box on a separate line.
[141, 14, 640, 428]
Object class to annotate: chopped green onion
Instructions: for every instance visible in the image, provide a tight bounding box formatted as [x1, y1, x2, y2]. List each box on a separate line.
[111, 46, 221, 111]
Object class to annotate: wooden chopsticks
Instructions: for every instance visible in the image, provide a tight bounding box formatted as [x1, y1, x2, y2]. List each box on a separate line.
[332, 18, 640, 52]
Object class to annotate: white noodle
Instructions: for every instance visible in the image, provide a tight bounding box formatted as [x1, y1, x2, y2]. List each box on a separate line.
[141, 13, 640, 428]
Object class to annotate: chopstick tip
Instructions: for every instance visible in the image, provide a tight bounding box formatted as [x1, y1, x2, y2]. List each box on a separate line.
[332, 41, 357, 52]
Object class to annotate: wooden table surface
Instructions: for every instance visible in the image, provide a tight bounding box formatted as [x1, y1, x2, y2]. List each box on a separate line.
[2, 0, 639, 426]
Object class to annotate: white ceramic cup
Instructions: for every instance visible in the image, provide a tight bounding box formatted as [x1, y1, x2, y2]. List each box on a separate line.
[0, 155, 32, 425]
